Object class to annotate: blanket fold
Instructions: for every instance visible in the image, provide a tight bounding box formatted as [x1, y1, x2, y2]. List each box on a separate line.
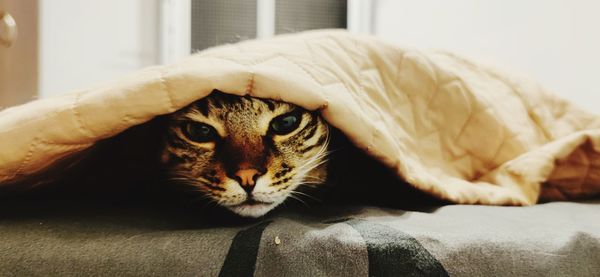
[1, 30, 599, 204]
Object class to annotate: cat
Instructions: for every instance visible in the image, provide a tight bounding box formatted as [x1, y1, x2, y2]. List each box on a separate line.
[18, 90, 442, 219]
[160, 91, 330, 218]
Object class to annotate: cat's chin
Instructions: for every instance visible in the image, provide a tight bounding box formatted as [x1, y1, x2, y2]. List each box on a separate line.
[226, 202, 278, 218]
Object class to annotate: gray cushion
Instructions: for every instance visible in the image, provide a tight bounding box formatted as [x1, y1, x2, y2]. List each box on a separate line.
[1, 197, 598, 276]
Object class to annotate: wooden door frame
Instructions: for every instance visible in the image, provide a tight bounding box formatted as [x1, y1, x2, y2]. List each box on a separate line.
[0, 0, 38, 108]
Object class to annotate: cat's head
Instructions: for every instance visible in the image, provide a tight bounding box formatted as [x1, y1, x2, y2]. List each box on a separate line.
[161, 91, 329, 217]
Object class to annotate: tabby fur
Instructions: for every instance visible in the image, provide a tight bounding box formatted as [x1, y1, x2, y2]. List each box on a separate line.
[161, 91, 330, 217]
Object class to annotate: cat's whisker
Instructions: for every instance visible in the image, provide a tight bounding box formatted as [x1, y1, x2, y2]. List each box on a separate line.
[189, 194, 211, 203]
[296, 150, 329, 172]
[301, 178, 324, 183]
[298, 175, 325, 183]
[297, 183, 322, 190]
[301, 177, 325, 183]
[162, 91, 333, 218]
[298, 182, 322, 187]
[296, 158, 329, 178]
[170, 179, 204, 189]
[288, 193, 310, 208]
[199, 198, 219, 209]
[291, 190, 322, 203]
[295, 134, 331, 173]
[313, 126, 331, 158]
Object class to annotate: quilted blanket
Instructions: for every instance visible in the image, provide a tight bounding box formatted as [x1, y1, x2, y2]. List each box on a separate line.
[1, 30, 600, 205]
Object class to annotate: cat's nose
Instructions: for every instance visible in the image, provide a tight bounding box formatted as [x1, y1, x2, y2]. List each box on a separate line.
[234, 168, 261, 192]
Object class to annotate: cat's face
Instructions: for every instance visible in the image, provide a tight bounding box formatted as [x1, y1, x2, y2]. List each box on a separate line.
[161, 91, 329, 217]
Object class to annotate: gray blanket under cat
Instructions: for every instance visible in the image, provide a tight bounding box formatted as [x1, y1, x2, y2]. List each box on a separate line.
[1, 197, 598, 276]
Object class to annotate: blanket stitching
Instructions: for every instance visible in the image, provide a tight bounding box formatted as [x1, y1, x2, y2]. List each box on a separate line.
[417, 74, 519, 175]
[414, 53, 488, 146]
[302, 38, 344, 88]
[9, 91, 95, 180]
[329, 36, 361, 69]
[409, 51, 445, 138]
[37, 139, 95, 147]
[487, 129, 523, 166]
[391, 51, 408, 100]
[203, 54, 283, 68]
[439, 85, 530, 171]
[12, 137, 40, 179]
[449, 81, 495, 141]
[451, 105, 519, 170]
[278, 55, 325, 89]
[400, 51, 476, 142]
[8, 32, 596, 204]
[204, 55, 251, 66]
[483, 71, 552, 142]
[246, 70, 255, 94]
[299, 39, 352, 111]
[414, 132, 493, 180]
[506, 90, 554, 141]
[9, 69, 178, 182]
[12, 138, 94, 177]
[421, 82, 443, 134]
[302, 35, 382, 152]
[441, 52, 552, 142]
[71, 91, 95, 138]
[349, 55, 383, 149]
[302, 39, 359, 90]
[391, 52, 418, 135]
[339, 36, 388, 149]
[331, 36, 372, 94]
[158, 67, 176, 112]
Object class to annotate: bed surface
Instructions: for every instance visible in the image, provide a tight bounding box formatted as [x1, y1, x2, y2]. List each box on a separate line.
[1, 194, 598, 277]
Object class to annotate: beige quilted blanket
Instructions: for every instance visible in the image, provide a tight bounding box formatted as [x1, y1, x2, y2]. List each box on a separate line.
[1, 30, 600, 205]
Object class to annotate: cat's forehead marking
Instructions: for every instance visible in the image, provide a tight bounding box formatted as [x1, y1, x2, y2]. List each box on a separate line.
[179, 108, 226, 137]
[180, 92, 296, 136]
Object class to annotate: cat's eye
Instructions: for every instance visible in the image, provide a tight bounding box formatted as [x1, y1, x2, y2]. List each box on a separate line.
[270, 112, 302, 135]
[181, 122, 218, 143]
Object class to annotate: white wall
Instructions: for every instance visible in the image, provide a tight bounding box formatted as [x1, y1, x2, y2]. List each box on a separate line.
[38, 0, 600, 113]
[39, 0, 159, 97]
[374, 0, 600, 112]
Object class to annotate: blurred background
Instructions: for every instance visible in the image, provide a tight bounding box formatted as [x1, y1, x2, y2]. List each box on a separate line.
[1, 0, 599, 111]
